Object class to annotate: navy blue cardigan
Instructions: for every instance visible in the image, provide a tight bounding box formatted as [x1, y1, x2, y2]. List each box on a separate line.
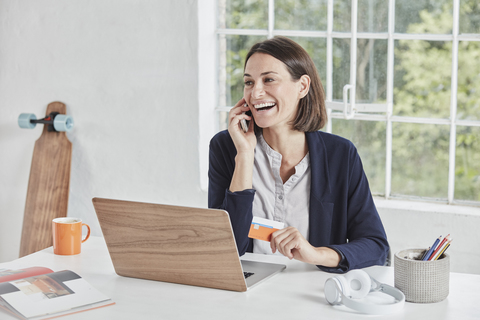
[208, 130, 389, 273]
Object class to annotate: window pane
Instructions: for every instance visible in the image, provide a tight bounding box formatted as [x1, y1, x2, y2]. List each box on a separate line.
[459, 0, 480, 34]
[220, 0, 268, 29]
[356, 39, 387, 104]
[455, 126, 480, 201]
[219, 35, 266, 107]
[391, 123, 449, 199]
[357, 0, 388, 33]
[332, 38, 350, 101]
[395, 0, 452, 34]
[331, 119, 386, 195]
[217, 111, 229, 132]
[333, 0, 351, 32]
[457, 41, 480, 121]
[393, 40, 451, 118]
[287, 37, 327, 90]
[275, 0, 328, 31]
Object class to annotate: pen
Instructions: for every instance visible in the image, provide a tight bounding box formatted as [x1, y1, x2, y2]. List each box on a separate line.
[434, 240, 452, 260]
[420, 247, 431, 260]
[428, 234, 450, 261]
[423, 236, 441, 261]
[430, 240, 448, 261]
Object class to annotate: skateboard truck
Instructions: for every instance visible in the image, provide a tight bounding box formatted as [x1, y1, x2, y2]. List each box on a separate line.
[18, 112, 74, 132]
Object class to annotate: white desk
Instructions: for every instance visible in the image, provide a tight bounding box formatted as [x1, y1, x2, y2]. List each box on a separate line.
[1, 236, 479, 320]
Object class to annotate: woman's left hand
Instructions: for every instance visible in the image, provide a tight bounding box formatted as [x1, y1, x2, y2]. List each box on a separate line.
[270, 227, 341, 267]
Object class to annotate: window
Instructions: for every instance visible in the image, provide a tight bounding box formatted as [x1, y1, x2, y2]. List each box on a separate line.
[214, 0, 480, 205]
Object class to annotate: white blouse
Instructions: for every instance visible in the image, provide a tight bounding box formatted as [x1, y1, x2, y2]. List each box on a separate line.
[252, 133, 311, 255]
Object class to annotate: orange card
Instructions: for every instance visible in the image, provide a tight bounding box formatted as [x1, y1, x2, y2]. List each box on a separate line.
[248, 217, 284, 242]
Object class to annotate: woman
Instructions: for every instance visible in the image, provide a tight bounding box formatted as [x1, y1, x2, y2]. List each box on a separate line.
[208, 36, 388, 273]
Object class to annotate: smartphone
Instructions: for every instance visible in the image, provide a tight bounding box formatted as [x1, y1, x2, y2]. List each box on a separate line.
[240, 110, 252, 133]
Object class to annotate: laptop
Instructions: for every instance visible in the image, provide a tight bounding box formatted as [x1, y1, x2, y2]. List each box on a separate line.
[92, 197, 286, 292]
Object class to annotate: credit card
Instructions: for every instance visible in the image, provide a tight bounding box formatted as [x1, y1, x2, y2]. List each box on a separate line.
[248, 217, 284, 242]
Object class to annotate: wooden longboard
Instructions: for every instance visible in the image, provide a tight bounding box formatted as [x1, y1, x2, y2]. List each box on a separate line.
[19, 102, 72, 257]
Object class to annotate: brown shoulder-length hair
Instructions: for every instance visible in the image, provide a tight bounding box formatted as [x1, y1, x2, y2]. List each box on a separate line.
[244, 36, 327, 132]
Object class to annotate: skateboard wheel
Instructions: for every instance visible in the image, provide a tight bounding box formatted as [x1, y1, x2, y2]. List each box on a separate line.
[53, 114, 74, 132]
[18, 113, 37, 129]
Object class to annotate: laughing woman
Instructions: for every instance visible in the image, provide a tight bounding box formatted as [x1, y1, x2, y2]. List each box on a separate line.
[208, 36, 388, 273]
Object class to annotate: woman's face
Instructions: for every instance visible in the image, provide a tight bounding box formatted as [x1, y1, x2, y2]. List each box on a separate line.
[243, 53, 307, 131]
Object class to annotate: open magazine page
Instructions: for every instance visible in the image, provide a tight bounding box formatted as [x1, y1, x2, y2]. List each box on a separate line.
[0, 299, 22, 319]
[0, 270, 113, 320]
[0, 268, 54, 284]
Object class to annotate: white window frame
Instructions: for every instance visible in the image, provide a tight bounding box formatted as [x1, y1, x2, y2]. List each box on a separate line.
[204, 0, 480, 206]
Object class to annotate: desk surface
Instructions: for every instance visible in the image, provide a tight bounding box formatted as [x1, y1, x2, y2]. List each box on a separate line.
[1, 236, 479, 320]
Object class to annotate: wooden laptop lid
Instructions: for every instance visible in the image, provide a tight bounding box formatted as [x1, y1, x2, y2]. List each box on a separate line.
[92, 198, 247, 292]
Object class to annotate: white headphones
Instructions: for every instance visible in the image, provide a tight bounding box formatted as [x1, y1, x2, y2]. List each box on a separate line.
[324, 269, 405, 315]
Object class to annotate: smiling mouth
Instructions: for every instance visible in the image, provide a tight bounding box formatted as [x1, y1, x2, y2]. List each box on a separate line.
[254, 102, 276, 111]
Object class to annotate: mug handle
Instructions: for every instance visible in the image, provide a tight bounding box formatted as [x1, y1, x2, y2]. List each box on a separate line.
[82, 223, 91, 243]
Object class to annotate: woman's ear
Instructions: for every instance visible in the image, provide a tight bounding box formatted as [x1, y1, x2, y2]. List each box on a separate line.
[298, 74, 311, 99]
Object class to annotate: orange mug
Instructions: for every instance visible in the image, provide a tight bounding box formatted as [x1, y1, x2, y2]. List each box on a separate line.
[52, 217, 91, 255]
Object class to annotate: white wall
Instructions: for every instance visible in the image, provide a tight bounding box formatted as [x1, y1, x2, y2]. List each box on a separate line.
[1, 0, 479, 276]
[0, 0, 206, 263]
[376, 198, 480, 275]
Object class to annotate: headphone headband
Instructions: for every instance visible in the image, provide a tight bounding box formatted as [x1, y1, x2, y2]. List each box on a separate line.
[325, 270, 405, 315]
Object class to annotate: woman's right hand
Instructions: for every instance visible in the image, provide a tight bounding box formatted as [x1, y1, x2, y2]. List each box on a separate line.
[228, 98, 257, 155]
[227, 98, 257, 193]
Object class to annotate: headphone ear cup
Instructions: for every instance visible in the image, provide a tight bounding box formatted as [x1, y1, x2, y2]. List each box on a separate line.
[324, 276, 350, 305]
[344, 270, 372, 299]
[324, 278, 341, 305]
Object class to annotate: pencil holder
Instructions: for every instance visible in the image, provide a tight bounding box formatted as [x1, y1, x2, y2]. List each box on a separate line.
[394, 249, 449, 303]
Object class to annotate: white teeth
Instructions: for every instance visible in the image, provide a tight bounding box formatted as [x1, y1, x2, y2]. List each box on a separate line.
[254, 102, 275, 109]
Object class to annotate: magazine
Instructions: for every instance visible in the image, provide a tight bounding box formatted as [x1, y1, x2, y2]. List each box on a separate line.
[0, 267, 114, 320]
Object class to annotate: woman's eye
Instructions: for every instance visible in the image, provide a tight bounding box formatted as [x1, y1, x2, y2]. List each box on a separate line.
[265, 78, 274, 83]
